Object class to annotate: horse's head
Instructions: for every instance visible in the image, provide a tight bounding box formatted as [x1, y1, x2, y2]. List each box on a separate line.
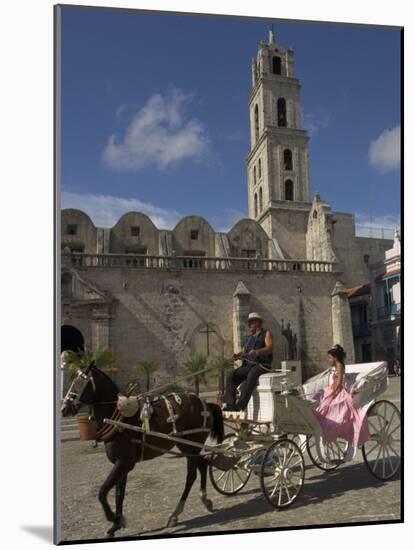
[61, 363, 97, 417]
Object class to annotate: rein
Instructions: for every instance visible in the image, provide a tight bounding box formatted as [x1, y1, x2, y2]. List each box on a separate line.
[133, 354, 274, 400]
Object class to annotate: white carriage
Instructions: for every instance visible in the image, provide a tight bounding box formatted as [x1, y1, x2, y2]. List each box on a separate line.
[209, 361, 401, 508]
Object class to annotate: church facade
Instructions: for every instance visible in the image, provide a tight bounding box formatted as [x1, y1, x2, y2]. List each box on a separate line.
[60, 31, 393, 389]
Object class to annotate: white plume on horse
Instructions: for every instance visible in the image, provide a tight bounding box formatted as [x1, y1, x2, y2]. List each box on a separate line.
[117, 394, 140, 417]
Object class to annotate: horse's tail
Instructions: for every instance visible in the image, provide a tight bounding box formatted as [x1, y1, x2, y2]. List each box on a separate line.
[206, 403, 224, 444]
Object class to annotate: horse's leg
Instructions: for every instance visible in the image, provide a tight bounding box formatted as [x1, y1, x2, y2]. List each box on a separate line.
[166, 454, 198, 528]
[98, 460, 128, 527]
[106, 473, 128, 538]
[197, 457, 213, 512]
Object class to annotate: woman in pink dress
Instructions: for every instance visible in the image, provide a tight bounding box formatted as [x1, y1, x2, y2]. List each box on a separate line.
[314, 344, 369, 461]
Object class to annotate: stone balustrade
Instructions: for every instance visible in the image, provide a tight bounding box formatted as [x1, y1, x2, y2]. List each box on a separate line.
[68, 253, 338, 273]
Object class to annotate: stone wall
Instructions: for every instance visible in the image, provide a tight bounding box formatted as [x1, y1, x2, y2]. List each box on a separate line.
[260, 205, 310, 259]
[63, 266, 339, 387]
[330, 212, 392, 288]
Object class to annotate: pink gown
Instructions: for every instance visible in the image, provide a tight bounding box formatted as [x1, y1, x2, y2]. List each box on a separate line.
[314, 368, 369, 448]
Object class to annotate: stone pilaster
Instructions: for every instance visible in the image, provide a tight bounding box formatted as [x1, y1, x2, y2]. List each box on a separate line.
[233, 281, 251, 353]
[331, 281, 355, 362]
[91, 304, 113, 350]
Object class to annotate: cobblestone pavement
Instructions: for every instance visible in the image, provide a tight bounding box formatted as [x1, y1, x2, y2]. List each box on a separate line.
[59, 378, 401, 542]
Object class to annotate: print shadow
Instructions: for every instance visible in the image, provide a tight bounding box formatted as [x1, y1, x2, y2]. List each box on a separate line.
[20, 525, 54, 543]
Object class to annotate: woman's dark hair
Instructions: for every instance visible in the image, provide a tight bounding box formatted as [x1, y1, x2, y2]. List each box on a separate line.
[328, 344, 346, 364]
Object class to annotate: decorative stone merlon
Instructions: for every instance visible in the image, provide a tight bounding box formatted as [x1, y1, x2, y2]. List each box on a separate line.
[331, 280, 355, 362]
[233, 281, 251, 298]
[233, 281, 251, 354]
[331, 281, 348, 297]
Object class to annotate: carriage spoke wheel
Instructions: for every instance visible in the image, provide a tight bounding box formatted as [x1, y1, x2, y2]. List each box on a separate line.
[362, 400, 401, 480]
[260, 439, 305, 509]
[209, 434, 252, 495]
[306, 435, 348, 471]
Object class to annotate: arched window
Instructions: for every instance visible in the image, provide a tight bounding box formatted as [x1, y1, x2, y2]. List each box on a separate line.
[283, 149, 293, 171]
[61, 272, 72, 298]
[259, 187, 263, 212]
[258, 158, 262, 179]
[285, 180, 294, 201]
[277, 98, 287, 127]
[272, 56, 281, 75]
[254, 104, 259, 141]
[253, 165, 257, 185]
[254, 193, 258, 217]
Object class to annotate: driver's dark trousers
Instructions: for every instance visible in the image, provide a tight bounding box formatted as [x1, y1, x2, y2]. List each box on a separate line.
[225, 362, 267, 410]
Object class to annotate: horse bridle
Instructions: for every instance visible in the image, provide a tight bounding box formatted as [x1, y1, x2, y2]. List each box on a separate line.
[61, 366, 96, 411]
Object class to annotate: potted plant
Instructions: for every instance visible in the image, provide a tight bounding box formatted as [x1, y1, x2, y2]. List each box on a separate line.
[65, 347, 116, 441]
[182, 353, 207, 396]
[208, 354, 233, 404]
[134, 359, 160, 392]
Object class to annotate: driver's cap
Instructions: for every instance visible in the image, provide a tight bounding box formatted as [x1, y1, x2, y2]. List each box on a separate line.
[247, 312, 262, 322]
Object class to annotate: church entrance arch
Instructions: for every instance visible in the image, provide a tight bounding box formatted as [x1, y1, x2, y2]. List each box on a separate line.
[61, 325, 85, 353]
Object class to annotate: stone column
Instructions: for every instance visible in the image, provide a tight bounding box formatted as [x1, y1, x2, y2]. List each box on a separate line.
[331, 281, 355, 363]
[233, 281, 251, 353]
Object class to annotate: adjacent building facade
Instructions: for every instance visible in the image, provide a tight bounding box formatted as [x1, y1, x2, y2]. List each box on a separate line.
[348, 231, 401, 369]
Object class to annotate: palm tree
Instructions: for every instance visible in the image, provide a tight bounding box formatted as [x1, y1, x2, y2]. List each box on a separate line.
[135, 359, 160, 392]
[65, 347, 116, 380]
[208, 354, 233, 393]
[182, 353, 207, 396]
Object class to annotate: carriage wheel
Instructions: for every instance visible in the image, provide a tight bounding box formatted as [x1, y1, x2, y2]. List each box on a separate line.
[260, 439, 305, 509]
[306, 435, 348, 471]
[362, 400, 401, 480]
[209, 434, 252, 495]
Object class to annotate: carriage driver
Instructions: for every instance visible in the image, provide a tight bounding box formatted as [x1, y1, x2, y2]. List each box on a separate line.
[223, 312, 274, 412]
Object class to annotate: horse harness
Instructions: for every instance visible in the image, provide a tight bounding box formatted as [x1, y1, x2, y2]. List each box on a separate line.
[96, 392, 212, 460]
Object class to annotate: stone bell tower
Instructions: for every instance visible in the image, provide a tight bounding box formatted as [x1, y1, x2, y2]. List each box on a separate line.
[247, 29, 312, 256]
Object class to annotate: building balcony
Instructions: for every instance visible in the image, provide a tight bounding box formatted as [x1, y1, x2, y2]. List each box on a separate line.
[352, 322, 371, 338]
[377, 303, 401, 319]
[66, 252, 339, 274]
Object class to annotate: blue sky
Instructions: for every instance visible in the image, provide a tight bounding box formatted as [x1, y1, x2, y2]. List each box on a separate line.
[60, 7, 401, 234]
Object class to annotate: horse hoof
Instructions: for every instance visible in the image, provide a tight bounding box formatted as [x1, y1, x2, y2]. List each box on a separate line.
[167, 515, 178, 528]
[204, 499, 213, 512]
[106, 529, 115, 538]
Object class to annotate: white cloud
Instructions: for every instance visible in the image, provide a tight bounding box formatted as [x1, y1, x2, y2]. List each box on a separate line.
[102, 87, 209, 171]
[355, 212, 400, 229]
[368, 126, 400, 173]
[355, 212, 400, 239]
[61, 191, 245, 232]
[302, 108, 331, 135]
[61, 191, 182, 229]
[210, 208, 247, 232]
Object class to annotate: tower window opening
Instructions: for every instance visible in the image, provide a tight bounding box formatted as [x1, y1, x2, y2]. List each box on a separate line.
[131, 226, 140, 237]
[258, 158, 262, 179]
[259, 187, 263, 212]
[254, 166, 257, 185]
[283, 149, 293, 171]
[190, 230, 199, 241]
[272, 55, 281, 75]
[254, 193, 258, 217]
[277, 98, 287, 127]
[254, 104, 259, 142]
[285, 180, 294, 201]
